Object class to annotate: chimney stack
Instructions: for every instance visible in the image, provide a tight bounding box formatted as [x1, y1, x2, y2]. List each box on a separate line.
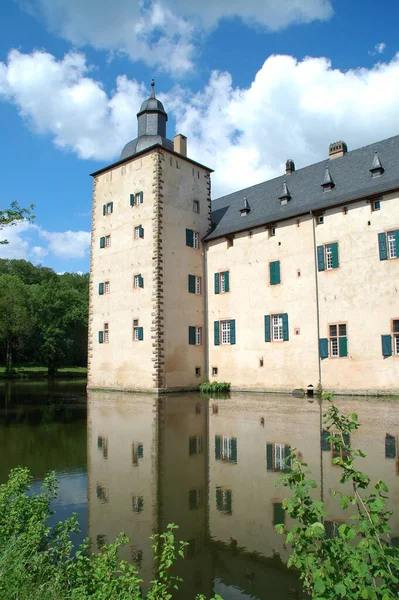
[285, 159, 295, 175]
[329, 141, 347, 159]
[174, 134, 187, 157]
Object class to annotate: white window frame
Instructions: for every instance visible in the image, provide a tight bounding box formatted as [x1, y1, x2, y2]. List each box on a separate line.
[221, 321, 231, 345]
[134, 275, 140, 288]
[193, 200, 200, 213]
[329, 323, 346, 358]
[222, 436, 233, 461]
[135, 193, 142, 206]
[106, 202, 112, 215]
[272, 315, 283, 341]
[393, 320, 399, 356]
[104, 322, 109, 344]
[134, 227, 140, 240]
[317, 215, 324, 225]
[105, 235, 111, 247]
[193, 231, 199, 249]
[388, 231, 397, 259]
[220, 272, 226, 293]
[274, 443, 286, 471]
[104, 281, 110, 294]
[195, 276, 201, 295]
[372, 200, 381, 211]
[195, 327, 202, 346]
[133, 327, 139, 341]
[325, 244, 333, 270]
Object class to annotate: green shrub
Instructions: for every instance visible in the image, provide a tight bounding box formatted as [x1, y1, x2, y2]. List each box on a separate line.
[276, 393, 399, 599]
[199, 381, 231, 394]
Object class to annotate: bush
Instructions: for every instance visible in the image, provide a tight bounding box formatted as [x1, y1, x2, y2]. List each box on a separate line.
[199, 381, 231, 394]
[276, 393, 399, 599]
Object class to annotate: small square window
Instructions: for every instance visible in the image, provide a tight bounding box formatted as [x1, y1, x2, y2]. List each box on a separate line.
[195, 367, 201, 377]
[104, 281, 110, 294]
[212, 367, 218, 376]
[193, 200, 200, 213]
[372, 200, 381, 211]
[133, 319, 139, 327]
[269, 226, 276, 237]
[317, 215, 324, 225]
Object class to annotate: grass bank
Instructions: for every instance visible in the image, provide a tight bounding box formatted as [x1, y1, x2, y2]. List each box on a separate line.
[0, 366, 87, 379]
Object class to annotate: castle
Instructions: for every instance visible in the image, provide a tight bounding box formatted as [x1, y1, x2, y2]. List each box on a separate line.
[88, 82, 399, 395]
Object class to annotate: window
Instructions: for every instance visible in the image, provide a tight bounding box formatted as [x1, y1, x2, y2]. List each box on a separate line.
[214, 320, 236, 345]
[132, 442, 144, 465]
[98, 323, 109, 344]
[104, 281, 110, 294]
[272, 315, 283, 341]
[132, 495, 144, 513]
[134, 225, 144, 239]
[215, 435, 237, 463]
[273, 502, 285, 526]
[195, 367, 201, 377]
[189, 436, 203, 455]
[134, 274, 144, 288]
[385, 434, 398, 460]
[214, 271, 229, 294]
[216, 488, 232, 514]
[226, 235, 234, 248]
[372, 200, 381, 211]
[99, 235, 111, 249]
[269, 261, 281, 285]
[130, 192, 143, 206]
[266, 442, 291, 472]
[317, 214, 324, 225]
[188, 488, 203, 510]
[103, 202, 113, 215]
[264, 314, 288, 342]
[383, 320, 399, 357]
[96, 484, 108, 503]
[379, 230, 399, 260]
[317, 242, 339, 271]
[96, 535, 107, 549]
[329, 323, 348, 357]
[188, 275, 201, 294]
[212, 367, 218, 376]
[188, 326, 202, 345]
[193, 200, 200, 213]
[394, 320, 399, 355]
[133, 320, 144, 341]
[322, 430, 350, 461]
[269, 225, 276, 237]
[97, 436, 108, 459]
[186, 228, 199, 249]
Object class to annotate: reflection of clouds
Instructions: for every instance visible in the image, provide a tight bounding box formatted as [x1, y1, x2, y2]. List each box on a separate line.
[54, 472, 87, 508]
[214, 579, 253, 599]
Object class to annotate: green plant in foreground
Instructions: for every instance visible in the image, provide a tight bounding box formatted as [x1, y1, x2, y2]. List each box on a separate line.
[199, 381, 231, 394]
[0, 467, 221, 599]
[276, 393, 399, 599]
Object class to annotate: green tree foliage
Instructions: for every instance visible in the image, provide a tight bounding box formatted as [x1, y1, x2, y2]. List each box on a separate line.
[0, 259, 88, 371]
[0, 467, 222, 600]
[0, 201, 35, 245]
[0, 274, 31, 373]
[276, 394, 399, 599]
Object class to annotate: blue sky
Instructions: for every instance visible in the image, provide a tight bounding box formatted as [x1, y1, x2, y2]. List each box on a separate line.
[1, 0, 399, 273]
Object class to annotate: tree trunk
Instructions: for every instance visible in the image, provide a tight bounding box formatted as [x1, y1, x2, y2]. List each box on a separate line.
[5, 339, 12, 375]
[48, 364, 56, 378]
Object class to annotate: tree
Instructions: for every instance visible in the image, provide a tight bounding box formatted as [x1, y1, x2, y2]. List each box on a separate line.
[0, 275, 31, 373]
[0, 201, 35, 245]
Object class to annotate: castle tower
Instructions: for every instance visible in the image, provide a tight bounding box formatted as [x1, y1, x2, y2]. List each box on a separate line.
[88, 82, 212, 392]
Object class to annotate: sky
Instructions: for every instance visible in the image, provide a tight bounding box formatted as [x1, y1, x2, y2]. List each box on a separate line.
[1, 0, 399, 273]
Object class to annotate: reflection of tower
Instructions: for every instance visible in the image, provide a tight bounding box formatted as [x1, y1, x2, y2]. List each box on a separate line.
[158, 394, 213, 599]
[87, 391, 159, 588]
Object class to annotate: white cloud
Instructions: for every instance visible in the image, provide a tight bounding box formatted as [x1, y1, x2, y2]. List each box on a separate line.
[23, 0, 333, 75]
[0, 222, 90, 262]
[3, 50, 399, 198]
[369, 42, 386, 56]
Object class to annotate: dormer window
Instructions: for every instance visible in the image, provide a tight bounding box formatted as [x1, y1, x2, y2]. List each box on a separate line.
[321, 167, 335, 192]
[370, 152, 384, 177]
[278, 181, 291, 205]
[239, 196, 251, 216]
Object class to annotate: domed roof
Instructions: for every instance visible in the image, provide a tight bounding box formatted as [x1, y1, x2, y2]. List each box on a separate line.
[137, 80, 167, 116]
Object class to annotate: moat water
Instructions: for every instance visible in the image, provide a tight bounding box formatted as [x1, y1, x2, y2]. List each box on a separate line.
[1, 380, 399, 599]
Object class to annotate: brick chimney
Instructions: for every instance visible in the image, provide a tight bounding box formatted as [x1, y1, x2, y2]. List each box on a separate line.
[174, 134, 187, 156]
[285, 159, 295, 175]
[329, 141, 348, 159]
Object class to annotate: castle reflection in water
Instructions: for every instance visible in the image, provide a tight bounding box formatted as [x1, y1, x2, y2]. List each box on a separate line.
[87, 393, 399, 600]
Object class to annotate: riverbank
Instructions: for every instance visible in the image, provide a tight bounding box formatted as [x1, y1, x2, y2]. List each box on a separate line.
[0, 366, 87, 379]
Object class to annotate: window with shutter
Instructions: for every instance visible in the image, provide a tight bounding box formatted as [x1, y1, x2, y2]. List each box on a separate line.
[214, 321, 220, 345]
[265, 315, 271, 342]
[319, 338, 329, 359]
[385, 434, 396, 459]
[188, 274, 196, 294]
[100, 237, 105, 249]
[392, 320, 399, 355]
[188, 326, 196, 345]
[99, 282, 104, 295]
[186, 228, 194, 247]
[269, 261, 281, 285]
[381, 335, 392, 357]
[329, 323, 348, 358]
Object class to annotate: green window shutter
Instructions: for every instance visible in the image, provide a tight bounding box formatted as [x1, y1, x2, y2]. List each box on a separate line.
[282, 313, 289, 341]
[216, 488, 222, 511]
[230, 320, 236, 345]
[284, 445, 291, 469]
[224, 271, 230, 292]
[214, 272, 220, 294]
[99, 282, 104, 295]
[214, 321, 220, 345]
[98, 331, 103, 344]
[189, 436, 196, 456]
[265, 315, 271, 342]
[331, 242, 339, 268]
[275, 261, 281, 284]
[137, 444, 143, 458]
[321, 430, 330, 451]
[273, 503, 285, 526]
[189, 326, 196, 345]
[139, 225, 144, 238]
[317, 245, 325, 271]
[102, 204, 106, 216]
[188, 274, 195, 293]
[385, 434, 396, 459]
[139, 191, 143, 204]
[378, 232, 388, 260]
[231, 438, 237, 463]
[319, 338, 329, 359]
[130, 194, 134, 206]
[186, 228, 194, 247]
[215, 435, 221, 460]
[339, 336, 348, 357]
[138, 327, 143, 341]
[266, 443, 273, 471]
[225, 490, 232, 513]
[139, 275, 144, 288]
[269, 262, 274, 285]
[100, 236, 105, 248]
[382, 334, 392, 357]
[110, 202, 113, 214]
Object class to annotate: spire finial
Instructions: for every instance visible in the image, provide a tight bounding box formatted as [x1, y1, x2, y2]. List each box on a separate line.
[150, 79, 155, 98]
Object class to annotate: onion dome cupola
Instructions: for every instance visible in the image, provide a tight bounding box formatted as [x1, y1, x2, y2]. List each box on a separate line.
[120, 79, 174, 160]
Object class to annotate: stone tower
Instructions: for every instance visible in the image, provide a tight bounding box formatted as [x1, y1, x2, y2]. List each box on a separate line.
[87, 82, 212, 392]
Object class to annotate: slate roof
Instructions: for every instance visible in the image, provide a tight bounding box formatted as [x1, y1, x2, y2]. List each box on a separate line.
[206, 134, 399, 241]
